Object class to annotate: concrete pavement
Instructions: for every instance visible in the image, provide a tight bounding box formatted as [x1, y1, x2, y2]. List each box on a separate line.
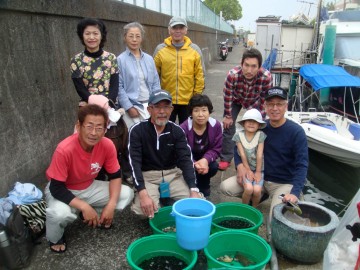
[23, 45, 322, 270]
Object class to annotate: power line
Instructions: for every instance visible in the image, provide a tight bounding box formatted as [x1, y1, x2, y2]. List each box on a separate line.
[297, 0, 316, 16]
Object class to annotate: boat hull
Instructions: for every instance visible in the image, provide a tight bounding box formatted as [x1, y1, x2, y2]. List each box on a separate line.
[286, 111, 360, 167]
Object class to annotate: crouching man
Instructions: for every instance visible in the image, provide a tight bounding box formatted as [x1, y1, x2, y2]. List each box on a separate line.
[128, 90, 202, 218]
[45, 104, 134, 253]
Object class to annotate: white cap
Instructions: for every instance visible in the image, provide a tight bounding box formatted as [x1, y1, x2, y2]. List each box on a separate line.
[169, 16, 187, 28]
[238, 108, 266, 129]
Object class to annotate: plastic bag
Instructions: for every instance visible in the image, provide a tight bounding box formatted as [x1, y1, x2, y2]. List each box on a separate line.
[323, 188, 360, 269]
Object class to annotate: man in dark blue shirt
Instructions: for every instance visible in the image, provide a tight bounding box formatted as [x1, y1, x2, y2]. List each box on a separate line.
[220, 87, 308, 217]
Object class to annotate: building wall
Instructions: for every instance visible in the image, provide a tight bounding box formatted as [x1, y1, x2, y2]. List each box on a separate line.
[0, 0, 231, 195]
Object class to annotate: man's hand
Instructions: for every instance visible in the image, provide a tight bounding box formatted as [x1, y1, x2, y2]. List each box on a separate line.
[139, 189, 157, 219]
[194, 158, 209, 175]
[128, 107, 140, 118]
[190, 191, 202, 198]
[281, 193, 299, 204]
[99, 202, 116, 228]
[236, 163, 246, 185]
[81, 204, 100, 228]
[222, 116, 233, 129]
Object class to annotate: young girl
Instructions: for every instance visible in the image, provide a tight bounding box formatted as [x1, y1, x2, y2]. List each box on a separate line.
[232, 108, 267, 207]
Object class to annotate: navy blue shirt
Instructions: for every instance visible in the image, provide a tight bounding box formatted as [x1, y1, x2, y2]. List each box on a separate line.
[234, 119, 308, 197]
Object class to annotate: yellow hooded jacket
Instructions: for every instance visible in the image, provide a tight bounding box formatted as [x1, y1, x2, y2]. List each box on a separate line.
[153, 36, 205, 105]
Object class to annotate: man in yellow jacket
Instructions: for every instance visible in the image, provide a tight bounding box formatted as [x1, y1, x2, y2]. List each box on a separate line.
[153, 16, 205, 124]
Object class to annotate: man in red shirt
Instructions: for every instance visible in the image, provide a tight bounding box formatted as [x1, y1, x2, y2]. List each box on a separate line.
[218, 48, 273, 171]
[45, 104, 134, 253]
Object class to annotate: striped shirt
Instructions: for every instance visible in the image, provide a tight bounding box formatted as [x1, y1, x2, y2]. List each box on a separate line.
[223, 66, 272, 117]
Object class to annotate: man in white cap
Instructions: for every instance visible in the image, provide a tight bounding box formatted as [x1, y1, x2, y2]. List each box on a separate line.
[128, 90, 202, 218]
[153, 17, 205, 124]
[220, 87, 308, 218]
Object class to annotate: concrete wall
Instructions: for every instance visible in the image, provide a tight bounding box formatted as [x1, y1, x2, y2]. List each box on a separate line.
[0, 0, 231, 196]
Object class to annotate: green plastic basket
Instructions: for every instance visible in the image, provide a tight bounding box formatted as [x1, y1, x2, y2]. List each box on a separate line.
[204, 231, 271, 270]
[126, 234, 197, 270]
[149, 206, 175, 234]
[212, 202, 263, 234]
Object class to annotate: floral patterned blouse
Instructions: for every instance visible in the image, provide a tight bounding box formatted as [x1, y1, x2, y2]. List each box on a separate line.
[70, 50, 119, 103]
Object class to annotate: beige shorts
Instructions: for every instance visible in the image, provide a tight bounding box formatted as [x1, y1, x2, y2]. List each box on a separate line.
[131, 167, 190, 216]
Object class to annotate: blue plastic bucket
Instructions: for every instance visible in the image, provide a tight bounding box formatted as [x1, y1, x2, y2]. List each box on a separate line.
[171, 198, 215, 250]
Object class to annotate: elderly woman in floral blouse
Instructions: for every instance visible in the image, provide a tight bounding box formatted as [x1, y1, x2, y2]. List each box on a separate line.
[70, 18, 118, 107]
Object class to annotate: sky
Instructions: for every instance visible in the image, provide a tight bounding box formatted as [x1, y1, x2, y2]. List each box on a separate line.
[233, 0, 331, 32]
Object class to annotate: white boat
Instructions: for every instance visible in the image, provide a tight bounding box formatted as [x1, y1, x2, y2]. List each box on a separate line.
[286, 111, 360, 167]
[286, 64, 360, 167]
[317, 10, 360, 69]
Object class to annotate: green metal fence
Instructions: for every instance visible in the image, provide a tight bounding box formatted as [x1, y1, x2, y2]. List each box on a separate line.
[119, 0, 234, 33]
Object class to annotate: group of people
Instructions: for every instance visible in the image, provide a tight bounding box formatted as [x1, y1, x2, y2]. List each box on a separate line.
[44, 16, 309, 254]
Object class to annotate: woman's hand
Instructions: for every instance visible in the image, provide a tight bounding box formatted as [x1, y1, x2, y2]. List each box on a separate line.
[127, 107, 140, 118]
[194, 158, 209, 175]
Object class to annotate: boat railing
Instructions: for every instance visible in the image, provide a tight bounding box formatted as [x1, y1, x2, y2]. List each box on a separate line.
[300, 118, 311, 123]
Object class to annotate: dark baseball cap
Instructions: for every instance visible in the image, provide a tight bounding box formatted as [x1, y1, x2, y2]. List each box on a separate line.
[149, 90, 172, 104]
[265, 87, 288, 100]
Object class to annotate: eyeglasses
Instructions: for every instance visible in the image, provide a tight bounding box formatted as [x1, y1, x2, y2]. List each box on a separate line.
[127, 35, 142, 40]
[150, 105, 173, 111]
[83, 125, 105, 133]
[265, 102, 287, 109]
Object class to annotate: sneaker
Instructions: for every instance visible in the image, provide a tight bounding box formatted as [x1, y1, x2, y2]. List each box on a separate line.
[218, 161, 231, 171]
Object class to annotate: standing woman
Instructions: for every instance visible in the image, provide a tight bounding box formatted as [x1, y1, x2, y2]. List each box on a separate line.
[117, 22, 161, 128]
[71, 18, 119, 106]
[180, 94, 222, 197]
[70, 18, 130, 181]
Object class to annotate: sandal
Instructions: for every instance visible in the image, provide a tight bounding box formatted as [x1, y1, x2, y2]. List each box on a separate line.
[49, 235, 67, 253]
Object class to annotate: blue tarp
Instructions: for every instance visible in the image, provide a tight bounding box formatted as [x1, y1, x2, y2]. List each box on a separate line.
[299, 64, 360, 91]
[262, 48, 278, 71]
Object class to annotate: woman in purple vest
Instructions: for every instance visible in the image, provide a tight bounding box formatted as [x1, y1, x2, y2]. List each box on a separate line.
[180, 94, 222, 197]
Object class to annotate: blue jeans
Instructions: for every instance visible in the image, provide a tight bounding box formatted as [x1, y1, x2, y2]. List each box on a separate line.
[220, 102, 242, 162]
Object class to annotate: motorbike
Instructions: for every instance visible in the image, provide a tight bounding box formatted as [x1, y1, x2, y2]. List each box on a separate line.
[219, 41, 228, 61]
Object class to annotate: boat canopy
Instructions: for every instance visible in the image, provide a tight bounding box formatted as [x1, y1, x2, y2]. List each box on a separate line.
[299, 64, 360, 91]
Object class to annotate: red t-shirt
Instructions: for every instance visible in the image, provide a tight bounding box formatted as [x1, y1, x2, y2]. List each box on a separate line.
[46, 133, 120, 190]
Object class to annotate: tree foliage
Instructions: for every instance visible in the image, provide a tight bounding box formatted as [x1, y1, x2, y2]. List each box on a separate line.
[204, 0, 242, 21]
[325, 1, 335, 11]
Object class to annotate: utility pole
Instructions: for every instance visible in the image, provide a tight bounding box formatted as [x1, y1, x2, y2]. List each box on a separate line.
[313, 0, 322, 51]
[297, 0, 316, 16]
